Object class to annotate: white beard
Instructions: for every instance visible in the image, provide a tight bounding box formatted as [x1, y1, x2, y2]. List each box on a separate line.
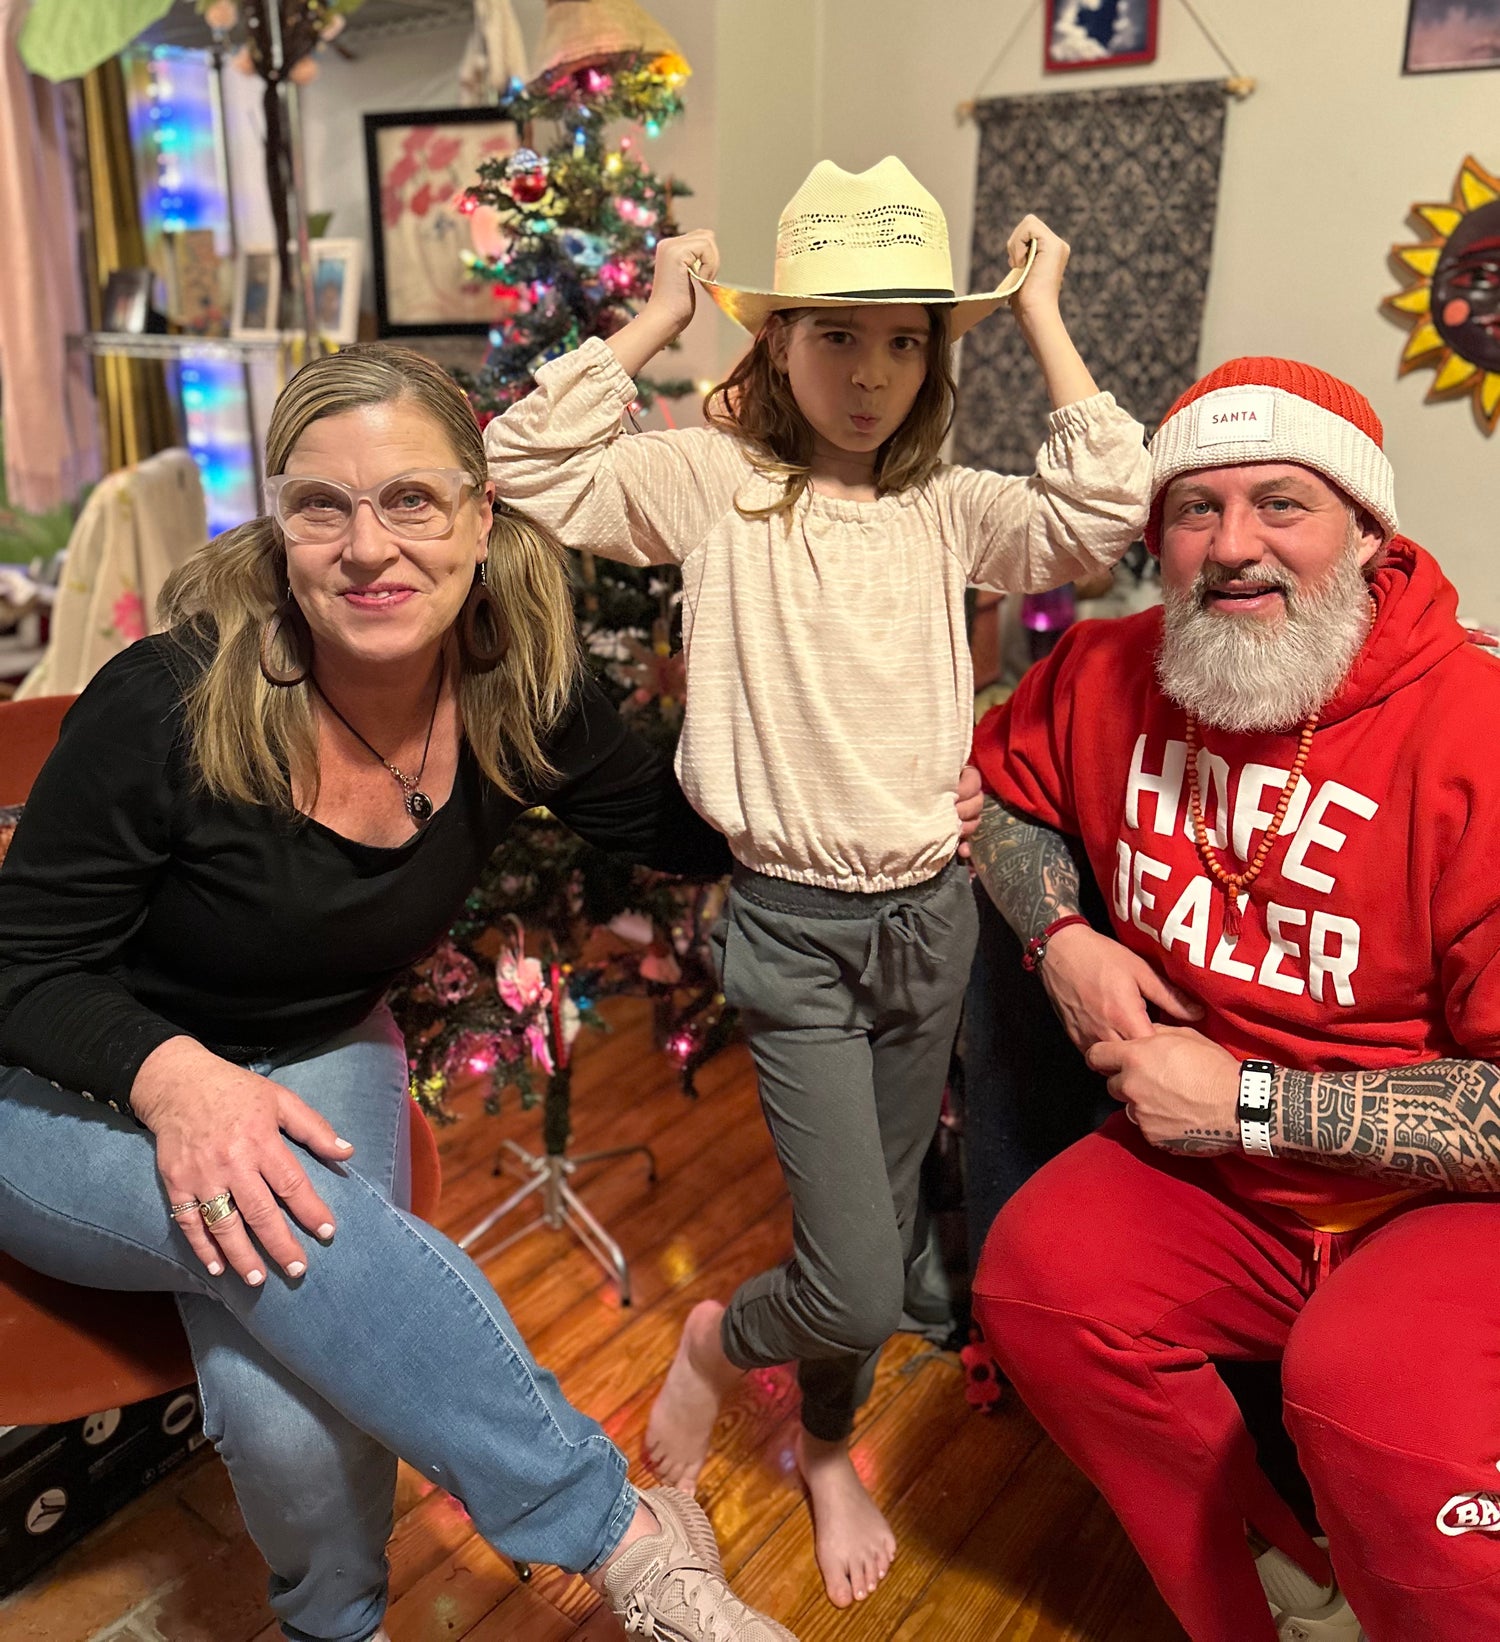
[1156, 540, 1372, 734]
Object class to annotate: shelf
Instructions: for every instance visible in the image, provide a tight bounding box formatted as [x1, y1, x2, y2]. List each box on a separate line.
[69, 332, 296, 363]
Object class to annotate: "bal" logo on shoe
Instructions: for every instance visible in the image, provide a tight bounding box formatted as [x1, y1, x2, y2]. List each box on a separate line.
[1436, 1463, 1500, 1536]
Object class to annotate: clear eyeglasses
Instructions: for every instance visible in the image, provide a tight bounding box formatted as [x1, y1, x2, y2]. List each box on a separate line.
[265, 468, 479, 544]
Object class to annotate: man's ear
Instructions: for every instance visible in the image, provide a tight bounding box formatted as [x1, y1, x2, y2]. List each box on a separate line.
[1354, 508, 1386, 571]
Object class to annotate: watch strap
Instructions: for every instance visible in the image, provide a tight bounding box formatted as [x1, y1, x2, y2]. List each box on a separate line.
[1237, 1058, 1276, 1158]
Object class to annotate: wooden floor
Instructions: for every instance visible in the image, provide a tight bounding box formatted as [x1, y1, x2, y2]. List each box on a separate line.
[1, 999, 1185, 1642]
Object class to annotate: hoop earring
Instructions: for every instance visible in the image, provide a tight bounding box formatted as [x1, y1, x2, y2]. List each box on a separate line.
[458, 562, 509, 673]
[258, 597, 311, 687]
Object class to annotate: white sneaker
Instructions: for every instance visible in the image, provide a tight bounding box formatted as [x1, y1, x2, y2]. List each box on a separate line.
[1257, 1543, 1363, 1641]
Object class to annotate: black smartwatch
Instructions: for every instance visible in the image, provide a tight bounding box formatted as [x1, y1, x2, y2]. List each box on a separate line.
[1237, 1059, 1276, 1157]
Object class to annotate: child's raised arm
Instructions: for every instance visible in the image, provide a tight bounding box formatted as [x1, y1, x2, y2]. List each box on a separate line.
[484, 232, 738, 570]
[1004, 215, 1098, 410]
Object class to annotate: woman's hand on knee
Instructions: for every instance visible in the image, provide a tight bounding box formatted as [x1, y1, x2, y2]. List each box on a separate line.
[130, 1036, 355, 1285]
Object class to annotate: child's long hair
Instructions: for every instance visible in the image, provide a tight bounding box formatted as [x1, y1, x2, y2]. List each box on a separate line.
[705, 305, 957, 523]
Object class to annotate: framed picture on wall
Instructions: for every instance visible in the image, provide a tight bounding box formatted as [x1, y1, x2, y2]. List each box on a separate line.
[231, 248, 281, 339]
[1044, 0, 1159, 73]
[364, 106, 520, 336]
[310, 238, 364, 344]
[1403, 0, 1500, 73]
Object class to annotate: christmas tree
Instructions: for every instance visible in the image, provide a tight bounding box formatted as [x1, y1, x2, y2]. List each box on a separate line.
[390, 1, 736, 1127]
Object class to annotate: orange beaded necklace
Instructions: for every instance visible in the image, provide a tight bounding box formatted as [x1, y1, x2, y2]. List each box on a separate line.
[1184, 712, 1318, 938]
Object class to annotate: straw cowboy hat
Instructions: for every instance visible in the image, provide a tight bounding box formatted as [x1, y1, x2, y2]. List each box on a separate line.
[694, 156, 1035, 340]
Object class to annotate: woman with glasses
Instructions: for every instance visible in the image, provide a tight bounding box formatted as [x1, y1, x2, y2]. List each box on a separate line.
[0, 345, 807, 1642]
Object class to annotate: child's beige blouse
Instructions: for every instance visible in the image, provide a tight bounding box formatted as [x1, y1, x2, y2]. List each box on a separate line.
[487, 337, 1150, 893]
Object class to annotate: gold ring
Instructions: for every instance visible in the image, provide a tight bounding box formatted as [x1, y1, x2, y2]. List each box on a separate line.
[169, 1199, 201, 1218]
[200, 1190, 238, 1228]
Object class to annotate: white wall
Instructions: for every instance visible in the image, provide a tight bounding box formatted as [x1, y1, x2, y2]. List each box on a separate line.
[703, 0, 1500, 618]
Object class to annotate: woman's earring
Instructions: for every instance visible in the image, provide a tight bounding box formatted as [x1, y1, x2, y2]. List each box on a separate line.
[458, 562, 509, 673]
[259, 597, 311, 687]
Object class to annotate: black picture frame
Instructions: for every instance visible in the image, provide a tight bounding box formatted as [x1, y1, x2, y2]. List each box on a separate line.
[1403, 0, 1500, 74]
[363, 105, 522, 337]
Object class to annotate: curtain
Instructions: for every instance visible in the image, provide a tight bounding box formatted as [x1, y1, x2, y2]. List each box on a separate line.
[0, 0, 100, 511]
[80, 57, 176, 472]
[953, 80, 1229, 475]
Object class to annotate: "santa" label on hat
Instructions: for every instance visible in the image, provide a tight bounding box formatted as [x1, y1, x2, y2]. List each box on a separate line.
[1195, 390, 1276, 447]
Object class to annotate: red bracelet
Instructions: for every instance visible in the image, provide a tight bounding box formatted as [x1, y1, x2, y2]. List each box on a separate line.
[1021, 914, 1091, 972]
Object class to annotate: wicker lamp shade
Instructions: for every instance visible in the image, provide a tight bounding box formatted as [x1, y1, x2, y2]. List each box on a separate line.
[533, 0, 689, 82]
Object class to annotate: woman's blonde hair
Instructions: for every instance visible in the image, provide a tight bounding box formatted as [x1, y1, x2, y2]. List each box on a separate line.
[158, 344, 579, 811]
[704, 305, 956, 521]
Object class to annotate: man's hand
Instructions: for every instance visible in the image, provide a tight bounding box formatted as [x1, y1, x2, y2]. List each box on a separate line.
[1040, 924, 1203, 1052]
[955, 763, 983, 860]
[1086, 1026, 1240, 1154]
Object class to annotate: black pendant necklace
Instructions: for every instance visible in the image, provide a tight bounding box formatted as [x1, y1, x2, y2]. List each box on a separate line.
[312, 653, 445, 824]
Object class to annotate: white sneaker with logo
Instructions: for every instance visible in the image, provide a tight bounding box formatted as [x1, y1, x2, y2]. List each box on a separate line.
[1256, 1542, 1364, 1641]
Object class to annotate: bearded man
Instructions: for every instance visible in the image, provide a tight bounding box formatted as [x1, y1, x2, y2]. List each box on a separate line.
[968, 358, 1500, 1642]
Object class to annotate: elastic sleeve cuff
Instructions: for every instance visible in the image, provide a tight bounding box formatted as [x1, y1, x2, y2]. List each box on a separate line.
[1045, 389, 1131, 437]
[534, 334, 639, 412]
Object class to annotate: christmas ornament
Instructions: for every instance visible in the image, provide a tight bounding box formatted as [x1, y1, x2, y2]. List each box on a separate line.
[504, 147, 551, 206]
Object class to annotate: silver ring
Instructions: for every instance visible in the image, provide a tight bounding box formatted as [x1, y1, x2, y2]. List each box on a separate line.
[1125, 1107, 1140, 1127]
[169, 1199, 201, 1218]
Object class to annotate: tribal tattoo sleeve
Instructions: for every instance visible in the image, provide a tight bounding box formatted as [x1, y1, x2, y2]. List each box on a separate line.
[970, 796, 1083, 943]
[1269, 1061, 1500, 1193]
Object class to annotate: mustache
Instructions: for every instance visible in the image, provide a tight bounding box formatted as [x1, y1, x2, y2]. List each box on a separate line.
[1193, 562, 1296, 602]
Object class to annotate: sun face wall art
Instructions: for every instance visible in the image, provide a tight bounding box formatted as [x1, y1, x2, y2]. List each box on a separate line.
[1384, 154, 1500, 435]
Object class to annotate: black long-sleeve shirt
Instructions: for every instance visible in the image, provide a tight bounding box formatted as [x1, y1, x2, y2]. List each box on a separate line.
[0, 634, 729, 1105]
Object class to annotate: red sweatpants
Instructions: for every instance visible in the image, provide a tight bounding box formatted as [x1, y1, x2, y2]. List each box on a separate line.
[973, 1114, 1500, 1642]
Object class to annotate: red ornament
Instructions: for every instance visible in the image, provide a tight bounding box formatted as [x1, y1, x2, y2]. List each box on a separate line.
[508, 171, 548, 206]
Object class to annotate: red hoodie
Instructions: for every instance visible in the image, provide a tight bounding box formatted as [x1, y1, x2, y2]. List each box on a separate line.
[972, 540, 1500, 1222]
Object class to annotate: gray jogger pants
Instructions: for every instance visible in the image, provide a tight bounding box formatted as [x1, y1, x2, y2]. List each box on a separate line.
[713, 858, 978, 1441]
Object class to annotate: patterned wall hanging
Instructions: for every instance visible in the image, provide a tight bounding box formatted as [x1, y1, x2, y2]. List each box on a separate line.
[952, 80, 1228, 477]
[1384, 155, 1500, 435]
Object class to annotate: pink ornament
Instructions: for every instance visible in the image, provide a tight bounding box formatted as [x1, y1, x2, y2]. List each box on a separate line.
[429, 941, 479, 1005]
[497, 940, 551, 1014]
[524, 1022, 555, 1075]
[598, 257, 635, 297]
[203, 0, 238, 30]
[288, 55, 319, 85]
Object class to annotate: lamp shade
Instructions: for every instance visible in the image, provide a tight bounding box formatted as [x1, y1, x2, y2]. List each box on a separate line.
[532, 0, 689, 83]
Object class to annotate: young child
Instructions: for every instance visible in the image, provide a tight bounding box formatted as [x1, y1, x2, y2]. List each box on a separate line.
[486, 156, 1151, 1609]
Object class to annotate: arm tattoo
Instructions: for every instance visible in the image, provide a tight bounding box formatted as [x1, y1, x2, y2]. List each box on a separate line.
[1269, 1060, 1500, 1193]
[970, 796, 1083, 943]
[1158, 1127, 1240, 1157]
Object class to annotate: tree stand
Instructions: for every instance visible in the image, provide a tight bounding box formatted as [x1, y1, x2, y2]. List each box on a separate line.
[457, 1066, 656, 1304]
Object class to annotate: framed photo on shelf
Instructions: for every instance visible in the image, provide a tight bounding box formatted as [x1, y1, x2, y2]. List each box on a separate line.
[364, 105, 519, 336]
[1044, 0, 1159, 73]
[310, 237, 364, 344]
[231, 248, 281, 339]
[1403, 0, 1500, 73]
[101, 268, 153, 333]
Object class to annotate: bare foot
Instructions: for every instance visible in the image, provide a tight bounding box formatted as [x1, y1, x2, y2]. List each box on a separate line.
[796, 1429, 896, 1607]
[645, 1299, 742, 1493]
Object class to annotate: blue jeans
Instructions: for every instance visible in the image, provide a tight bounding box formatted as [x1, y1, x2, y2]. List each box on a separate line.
[0, 1006, 636, 1642]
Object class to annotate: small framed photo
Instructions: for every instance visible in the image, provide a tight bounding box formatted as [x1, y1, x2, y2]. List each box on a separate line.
[1403, 0, 1500, 74]
[101, 268, 153, 333]
[364, 105, 520, 336]
[310, 237, 364, 344]
[1044, 0, 1159, 73]
[231, 247, 281, 339]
